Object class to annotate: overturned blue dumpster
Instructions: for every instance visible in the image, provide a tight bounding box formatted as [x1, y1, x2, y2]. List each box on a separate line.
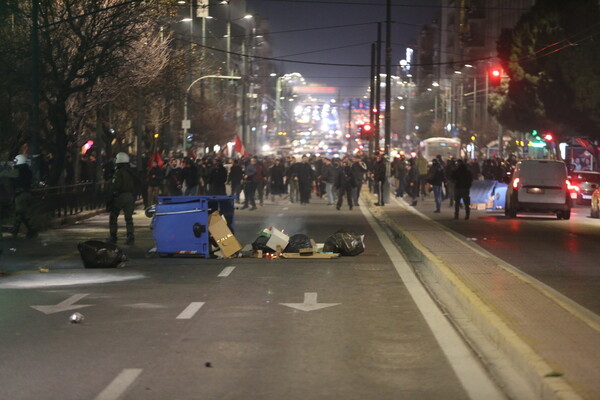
[151, 196, 235, 257]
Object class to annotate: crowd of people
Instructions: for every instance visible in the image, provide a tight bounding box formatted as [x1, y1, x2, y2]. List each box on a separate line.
[135, 150, 520, 221]
[1, 149, 524, 245]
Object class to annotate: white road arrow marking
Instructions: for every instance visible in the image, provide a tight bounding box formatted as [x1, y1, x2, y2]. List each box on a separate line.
[176, 302, 205, 319]
[31, 293, 93, 315]
[94, 368, 142, 400]
[280, 292, 340, 312]
[218, 266, 236, 277]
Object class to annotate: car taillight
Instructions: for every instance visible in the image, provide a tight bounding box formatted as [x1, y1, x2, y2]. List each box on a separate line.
[566, 180, 579, 192]
[512, 177, 520, 189]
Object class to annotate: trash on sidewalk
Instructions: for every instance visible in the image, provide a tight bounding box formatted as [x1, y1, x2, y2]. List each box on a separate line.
[208, 211, 242, 258]
[77, 240, 128, 268]
[323, 230, 365, 256]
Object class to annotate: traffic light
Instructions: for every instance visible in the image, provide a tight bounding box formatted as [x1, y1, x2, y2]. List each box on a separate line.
[358, 123, 373, 140]
[362, 123, 372, 137]
[489, 67, 502, 86]
[543, 133, 554, 141]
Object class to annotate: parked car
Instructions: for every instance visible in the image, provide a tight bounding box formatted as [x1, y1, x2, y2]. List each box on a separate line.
[591, 187, 600, 218]
[505, 160, 572, 219]
[567, 171, 600, 204]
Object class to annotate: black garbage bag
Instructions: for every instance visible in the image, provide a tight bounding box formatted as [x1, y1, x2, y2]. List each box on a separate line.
[252, 235, 271, 252]
[284, 234, 312, 253]
[77, 240, 128, 268]
[323, 230, 364, 256]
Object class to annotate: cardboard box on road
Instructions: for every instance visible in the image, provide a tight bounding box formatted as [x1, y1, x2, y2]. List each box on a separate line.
[208, 211, 242, 258]
[264, 227, 289, 252]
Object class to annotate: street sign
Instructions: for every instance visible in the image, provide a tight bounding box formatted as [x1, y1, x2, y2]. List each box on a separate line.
[182, 119, 191, 130]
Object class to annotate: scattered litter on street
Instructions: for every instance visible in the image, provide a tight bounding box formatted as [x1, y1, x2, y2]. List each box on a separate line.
[77, 240, 128, 268]
[69, 312, 84, 323]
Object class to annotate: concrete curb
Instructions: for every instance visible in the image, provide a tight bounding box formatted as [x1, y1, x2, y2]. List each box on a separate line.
[365, 193, 584, 400]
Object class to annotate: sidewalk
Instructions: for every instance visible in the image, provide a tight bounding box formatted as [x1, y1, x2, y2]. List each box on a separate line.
[365, 191, 600, 400]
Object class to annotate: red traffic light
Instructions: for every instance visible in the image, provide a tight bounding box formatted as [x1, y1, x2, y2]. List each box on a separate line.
[489, 67, 503, 86]
[543, 133, 553, 141]
[363, 123, 372, 133]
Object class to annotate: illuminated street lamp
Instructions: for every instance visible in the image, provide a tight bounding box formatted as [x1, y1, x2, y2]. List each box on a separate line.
[182, 75, 241, 151]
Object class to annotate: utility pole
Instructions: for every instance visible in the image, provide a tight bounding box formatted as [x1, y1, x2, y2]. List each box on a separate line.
[384, 0, 392, 156]
[375, 23, 382, 152]
[30, 0, 41, 184]
[347, 100, 353, 152]
[383, 0, 392, 204]
[369, 43, 376, 158]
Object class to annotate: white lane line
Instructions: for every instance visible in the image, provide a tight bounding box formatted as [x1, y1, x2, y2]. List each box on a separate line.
[360, 204, 505, 400]
[93, 368, 142, 400]
[218, 266, 236, 277]
[176, 302, 205, 319]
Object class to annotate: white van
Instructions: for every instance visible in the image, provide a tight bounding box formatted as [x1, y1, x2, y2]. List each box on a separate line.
[505, 160, 572, 219]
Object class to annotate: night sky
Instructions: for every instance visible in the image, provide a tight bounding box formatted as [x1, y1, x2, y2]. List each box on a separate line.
[245, 0, 440, 98]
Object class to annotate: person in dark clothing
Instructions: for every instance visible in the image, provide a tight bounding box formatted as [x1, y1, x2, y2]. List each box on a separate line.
[319, 158, 336, 205]
[295, 156, 316, 204]
[269, 158, 286, 202]
[334, 160, 356, 210]
[208, 159, 228, 195]
[165, 158, 182, 196]
[427, 158, 445, 212]
[351, 156, 368, 205]
[254, 160, 267, 206]
[147, 160, 162, 205]
[392, 155, 407, 198]
[195, 159, 208, 195]
[181, 158, 199, 195]
[108, 152, 136, 244]
[372, 153, 387, 206]
[242, 158, 257, 210]
[406, 158, 420, 206]
[0, 155, 37, 238]
[286, 156, 300, 203]
[227, 159, 244, 203]
[444, 158, 457, 207]
[452, 159, 474, 220]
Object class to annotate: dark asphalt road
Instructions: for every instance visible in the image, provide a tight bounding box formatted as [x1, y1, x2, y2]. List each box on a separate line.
[0, 198, 503, 400]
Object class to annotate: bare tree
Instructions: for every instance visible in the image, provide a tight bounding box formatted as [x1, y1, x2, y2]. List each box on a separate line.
[36, 0, 171, 184]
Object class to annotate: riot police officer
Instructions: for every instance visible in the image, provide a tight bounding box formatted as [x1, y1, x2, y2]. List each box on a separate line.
[0, 155, 37, 239]
[108, 152, 136, 245]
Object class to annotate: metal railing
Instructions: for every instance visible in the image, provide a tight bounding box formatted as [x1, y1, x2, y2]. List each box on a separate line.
[31, 182, 111, 219]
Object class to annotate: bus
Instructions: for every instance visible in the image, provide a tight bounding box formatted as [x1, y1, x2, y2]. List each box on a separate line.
[420, 137, 461, 161]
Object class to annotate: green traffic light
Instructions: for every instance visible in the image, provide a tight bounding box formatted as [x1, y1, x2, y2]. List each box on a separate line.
[532, 129, 538, 136]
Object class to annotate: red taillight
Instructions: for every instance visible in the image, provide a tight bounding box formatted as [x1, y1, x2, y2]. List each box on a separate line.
[512, 177, 520, 189]
[566, 180, 579, 192]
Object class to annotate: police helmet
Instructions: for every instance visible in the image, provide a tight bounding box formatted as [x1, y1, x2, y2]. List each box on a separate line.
[115, 152, 130, 164]
[14, 154, 28, 165]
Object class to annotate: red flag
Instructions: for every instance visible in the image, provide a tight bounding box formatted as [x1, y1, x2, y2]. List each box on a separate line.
[234, 134, 248, 157]
[148, 152, 164, 169]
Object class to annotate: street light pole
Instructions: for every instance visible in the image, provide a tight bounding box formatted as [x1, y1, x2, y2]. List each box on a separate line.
[182, 75, 241, 151]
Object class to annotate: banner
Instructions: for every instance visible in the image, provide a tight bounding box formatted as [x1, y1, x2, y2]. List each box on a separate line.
[234, 134, 248, 157]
